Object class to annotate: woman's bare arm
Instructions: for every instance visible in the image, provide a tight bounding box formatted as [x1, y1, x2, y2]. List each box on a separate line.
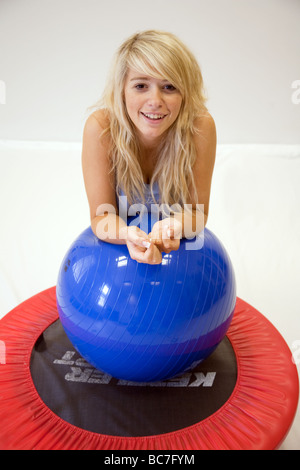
[81, 112, 162, 263]
[82, 111, 128, 243]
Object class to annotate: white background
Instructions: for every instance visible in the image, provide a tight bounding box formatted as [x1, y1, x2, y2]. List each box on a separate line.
[0, 0, 299, 144]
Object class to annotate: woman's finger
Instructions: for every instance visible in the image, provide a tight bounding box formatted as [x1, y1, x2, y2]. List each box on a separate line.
[127, 226, 151, 248]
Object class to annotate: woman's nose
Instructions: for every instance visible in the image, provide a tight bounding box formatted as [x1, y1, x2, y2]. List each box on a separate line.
[147, 86, 163, 108]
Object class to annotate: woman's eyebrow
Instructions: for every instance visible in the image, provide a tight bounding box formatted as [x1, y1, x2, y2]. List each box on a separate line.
[130, 76, 149, 81]
[130, 76, 168, 82]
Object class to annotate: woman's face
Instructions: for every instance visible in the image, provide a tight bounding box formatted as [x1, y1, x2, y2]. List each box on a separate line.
[124, 68, 183, 148]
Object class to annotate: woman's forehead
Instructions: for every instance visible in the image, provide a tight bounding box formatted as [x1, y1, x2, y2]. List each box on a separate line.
[126, 69, 169, 82]
[126, 65, 180, 87]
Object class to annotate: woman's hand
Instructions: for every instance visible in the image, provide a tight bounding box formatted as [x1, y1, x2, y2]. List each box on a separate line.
[148, 218, 182, 254]
[121, 225, 162, 265]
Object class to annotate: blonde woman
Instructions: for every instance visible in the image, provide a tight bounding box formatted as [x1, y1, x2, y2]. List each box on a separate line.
[82, 30, 216, 264]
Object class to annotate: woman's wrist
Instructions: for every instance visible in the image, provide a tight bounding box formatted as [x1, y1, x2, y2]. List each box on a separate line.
[119, 225, 130, 241]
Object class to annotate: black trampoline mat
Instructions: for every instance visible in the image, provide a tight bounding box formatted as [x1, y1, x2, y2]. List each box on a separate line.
[30, 320, 237, 437]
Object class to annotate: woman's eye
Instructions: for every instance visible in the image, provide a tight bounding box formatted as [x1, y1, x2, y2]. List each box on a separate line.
[135, 84, 146, 90]
[164, 84, 176, 91]
[133, 83, 176, 92]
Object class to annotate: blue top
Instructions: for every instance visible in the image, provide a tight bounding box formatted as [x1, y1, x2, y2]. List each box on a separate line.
[117, 181, 161, 231]
[117, 181, 160, 215]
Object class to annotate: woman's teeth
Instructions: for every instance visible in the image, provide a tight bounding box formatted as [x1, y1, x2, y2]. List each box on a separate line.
[142, 112, 165, 120]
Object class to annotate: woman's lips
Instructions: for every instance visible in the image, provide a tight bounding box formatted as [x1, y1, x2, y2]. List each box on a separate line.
[141, 112, 167, 123]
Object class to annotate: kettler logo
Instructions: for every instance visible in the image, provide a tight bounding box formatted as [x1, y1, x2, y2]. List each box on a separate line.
[53, 350, 216, 387]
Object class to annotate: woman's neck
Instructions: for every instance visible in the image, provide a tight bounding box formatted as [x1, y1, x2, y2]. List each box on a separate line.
[136, 128, 165, 153]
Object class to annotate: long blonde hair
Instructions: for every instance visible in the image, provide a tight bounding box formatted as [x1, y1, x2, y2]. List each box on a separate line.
[93, 30, 207, 213]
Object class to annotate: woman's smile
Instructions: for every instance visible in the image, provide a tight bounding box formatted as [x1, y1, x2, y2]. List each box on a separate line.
[140, 111, 168, 124]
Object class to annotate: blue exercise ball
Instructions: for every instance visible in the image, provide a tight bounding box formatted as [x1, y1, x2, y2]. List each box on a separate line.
[56, 218, 236, 382]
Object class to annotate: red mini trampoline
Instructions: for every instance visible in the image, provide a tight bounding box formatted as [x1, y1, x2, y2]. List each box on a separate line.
[0, 286, 298, 450]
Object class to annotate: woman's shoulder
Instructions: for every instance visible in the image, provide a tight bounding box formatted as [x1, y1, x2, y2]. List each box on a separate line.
[82, 108, 112, 160]
[86, 108, 111, 131]
[192, 111, 217, 163]
[83, 109, 112, 151]
[193, 110, 216, 136]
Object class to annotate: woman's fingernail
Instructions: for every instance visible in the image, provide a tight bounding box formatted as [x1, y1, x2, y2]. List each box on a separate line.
[142, 241, 151, 248]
